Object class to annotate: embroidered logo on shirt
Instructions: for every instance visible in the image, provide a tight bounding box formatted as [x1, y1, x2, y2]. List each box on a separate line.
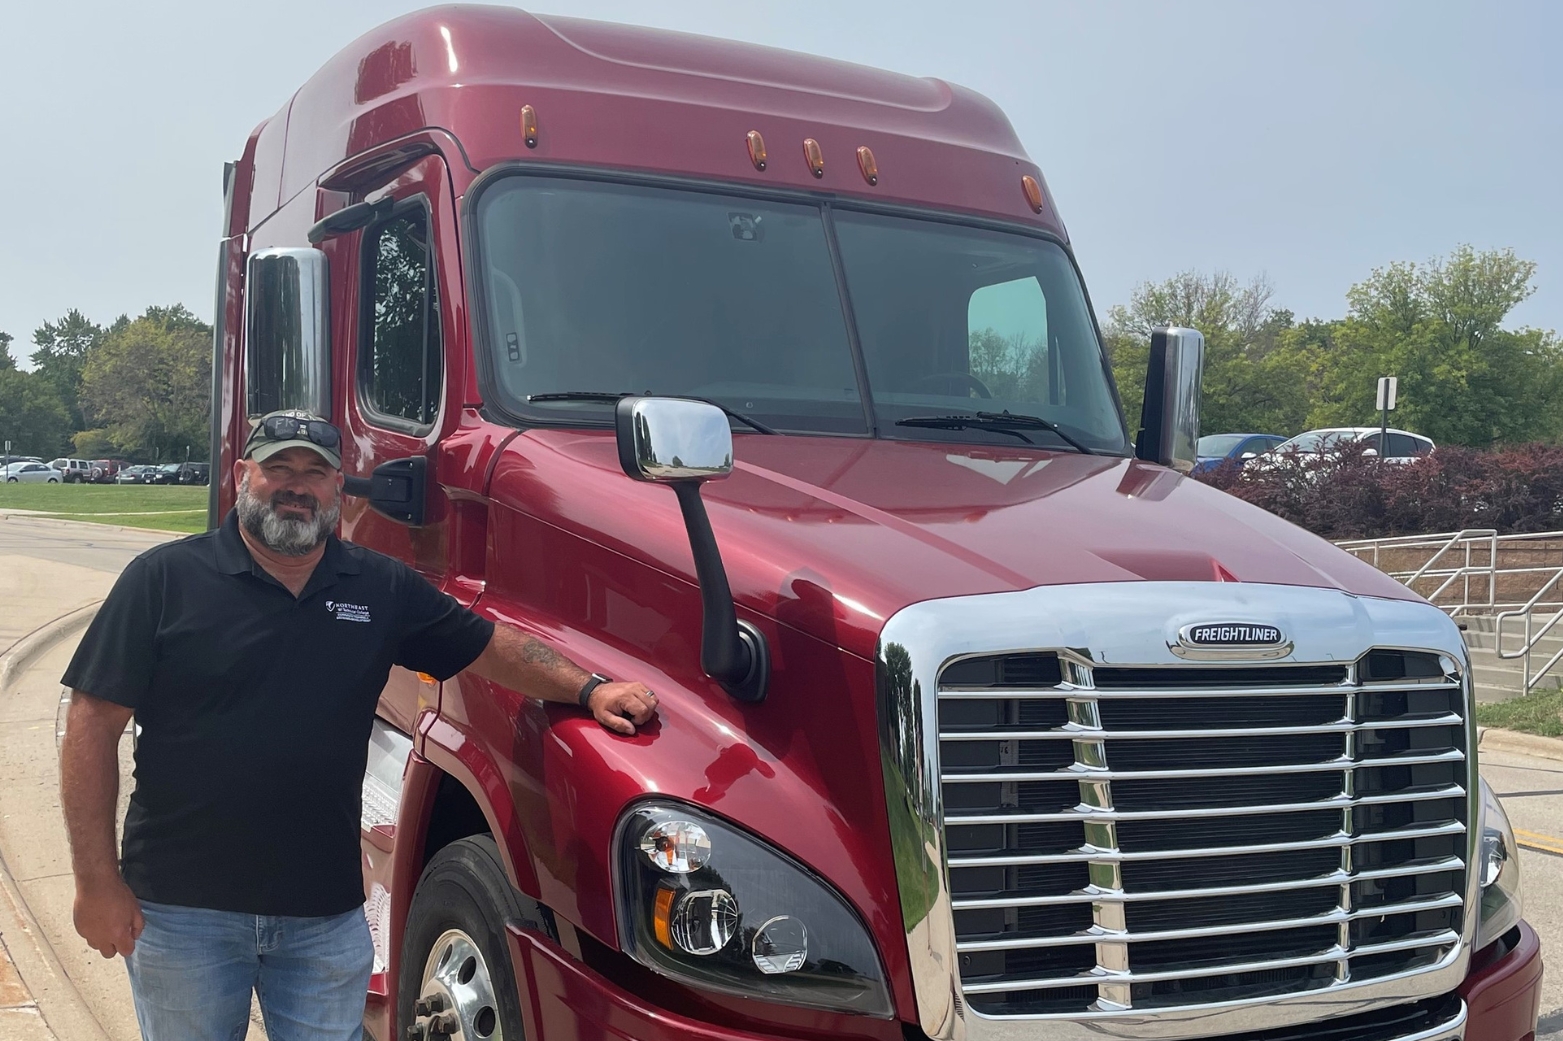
[326, 600, 372, 623]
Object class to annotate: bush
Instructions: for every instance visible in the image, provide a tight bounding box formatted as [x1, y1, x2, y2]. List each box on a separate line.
[1196, 441, 1563, 539]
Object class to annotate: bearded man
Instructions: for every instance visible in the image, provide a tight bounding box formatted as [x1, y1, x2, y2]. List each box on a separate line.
[58, 410, 657, 1040]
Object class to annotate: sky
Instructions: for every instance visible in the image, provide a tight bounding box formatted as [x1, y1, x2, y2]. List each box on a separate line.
[3, 0, 1560, 367]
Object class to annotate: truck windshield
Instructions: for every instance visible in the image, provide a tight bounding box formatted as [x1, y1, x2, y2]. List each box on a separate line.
[475, 176, 1127, 451]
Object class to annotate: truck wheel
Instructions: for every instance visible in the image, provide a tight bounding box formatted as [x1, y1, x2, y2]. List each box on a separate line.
[400, 836, 530, 1041]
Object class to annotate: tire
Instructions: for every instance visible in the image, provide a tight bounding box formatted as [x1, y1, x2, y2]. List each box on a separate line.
[5, 477, 15, 483]
[399, 836, 541, 1041]
[47, 478, 58, 483]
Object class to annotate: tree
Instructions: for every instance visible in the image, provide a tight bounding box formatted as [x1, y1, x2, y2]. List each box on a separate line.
[30, 309, 106, 430]
[1103, 271, 1309, 437]
[1309, 247, 1563, 446]
[79, 306, 212, 461]
[0, 367, 72, 458]
[0, 332, 14, 371]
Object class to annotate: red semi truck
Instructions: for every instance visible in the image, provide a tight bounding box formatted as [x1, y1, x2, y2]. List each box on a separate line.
[210, 8, 1542, 1041]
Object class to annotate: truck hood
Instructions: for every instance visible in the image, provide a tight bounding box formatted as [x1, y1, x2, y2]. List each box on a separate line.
[491, 432, 1418, 659]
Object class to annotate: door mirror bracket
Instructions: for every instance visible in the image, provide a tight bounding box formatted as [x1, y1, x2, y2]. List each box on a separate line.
[343, 455, 427, 526]
[614, 396, 769, 703]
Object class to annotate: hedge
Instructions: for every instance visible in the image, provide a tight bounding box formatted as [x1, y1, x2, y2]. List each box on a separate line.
[1194, 441, 1563, 540]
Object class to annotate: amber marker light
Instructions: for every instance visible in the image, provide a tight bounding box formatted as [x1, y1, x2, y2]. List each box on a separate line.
[1022, 174, 1045, 213]
[746, 130, 768, 171]
[653, 886, 677, 948]
[520, 105, 539, 149]
[803, 138, 825, 178]
[856, 146, 879, 186]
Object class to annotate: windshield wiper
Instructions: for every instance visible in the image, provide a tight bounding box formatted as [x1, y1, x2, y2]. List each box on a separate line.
[526, 391, 778, 435]
[895, 410, 1095, 455]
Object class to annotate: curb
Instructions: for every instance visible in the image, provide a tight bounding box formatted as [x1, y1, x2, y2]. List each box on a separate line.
[0, 603, 101, 696]
[0, 512, 189, 539]
[1477, 726, 1563, 764]
[0, 602, 113, 1041]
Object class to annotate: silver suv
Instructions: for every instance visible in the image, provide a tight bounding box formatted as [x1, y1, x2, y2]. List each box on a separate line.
[46, 458, 95, 483]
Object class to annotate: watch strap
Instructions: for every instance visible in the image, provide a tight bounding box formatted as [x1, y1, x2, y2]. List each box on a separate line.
[577, 673, 611, 709]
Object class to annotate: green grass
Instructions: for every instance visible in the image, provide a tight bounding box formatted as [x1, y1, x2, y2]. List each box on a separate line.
[0, 483, 209, 533]
[1477, 686, 1563, 738]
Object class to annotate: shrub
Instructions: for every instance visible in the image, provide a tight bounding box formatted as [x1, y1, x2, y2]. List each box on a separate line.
[1195, 442, 1563, 539]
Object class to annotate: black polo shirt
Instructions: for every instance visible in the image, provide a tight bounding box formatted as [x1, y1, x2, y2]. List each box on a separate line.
[61, 512, 495, 917]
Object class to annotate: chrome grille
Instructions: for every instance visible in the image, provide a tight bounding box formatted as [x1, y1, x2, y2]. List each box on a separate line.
[938, 649, 1468, 1017]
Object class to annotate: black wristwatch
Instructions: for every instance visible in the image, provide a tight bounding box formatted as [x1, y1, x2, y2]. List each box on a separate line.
[577, 673, 612, 709]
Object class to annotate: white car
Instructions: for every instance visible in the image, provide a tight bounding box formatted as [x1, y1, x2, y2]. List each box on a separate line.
[1250, 427, 1435, 469]
[3, 461, 63, 483]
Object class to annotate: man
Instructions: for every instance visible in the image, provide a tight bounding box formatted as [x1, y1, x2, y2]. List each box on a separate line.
[60, 410, 657, 1040]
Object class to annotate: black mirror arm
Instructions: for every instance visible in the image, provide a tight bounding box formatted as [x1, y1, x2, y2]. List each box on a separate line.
[307, 196, 396, 244]
[672, 482, 769, 702]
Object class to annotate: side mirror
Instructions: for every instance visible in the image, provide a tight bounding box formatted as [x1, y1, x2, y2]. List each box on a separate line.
[1135, 327, 1205, 474]
[1361, 447, 1379, 458]
[615, 397, 769, 703]
[245, 247, 331, 417]
[1240, 452, 1258, 460]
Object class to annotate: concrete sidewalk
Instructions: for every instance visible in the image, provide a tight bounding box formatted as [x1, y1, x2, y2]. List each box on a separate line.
[0, 556, 120, 1041]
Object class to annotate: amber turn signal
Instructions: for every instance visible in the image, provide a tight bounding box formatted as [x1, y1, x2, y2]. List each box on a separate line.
[520, 104, 538, 149]
[653, 886, 677, 948]
[1022, 174, 1044, 213]
[803, 138, 824, 178]
[856, 146, 878, 186]
[746, 130, 767, 171]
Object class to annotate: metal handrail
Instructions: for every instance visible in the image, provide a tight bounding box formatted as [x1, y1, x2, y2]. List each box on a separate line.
[1495, 567, 1563, 693]
[1340, 527, 1563, 692]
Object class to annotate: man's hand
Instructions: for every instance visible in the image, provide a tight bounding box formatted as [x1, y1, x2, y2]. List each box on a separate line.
[587, 682, 658, 736]
[73, 876, 144, 958]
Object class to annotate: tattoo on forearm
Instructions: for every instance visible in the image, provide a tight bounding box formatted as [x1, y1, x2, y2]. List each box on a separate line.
[520, 636, 566, 668]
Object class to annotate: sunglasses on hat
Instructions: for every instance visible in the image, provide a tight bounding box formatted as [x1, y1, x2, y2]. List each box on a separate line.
[257, 415, 341, 450]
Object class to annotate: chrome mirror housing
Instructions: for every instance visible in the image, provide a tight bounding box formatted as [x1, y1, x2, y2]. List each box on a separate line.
[244, 247, 331, 418]
[1135, 327, 1205, 474]
[615, 397, 734, 483]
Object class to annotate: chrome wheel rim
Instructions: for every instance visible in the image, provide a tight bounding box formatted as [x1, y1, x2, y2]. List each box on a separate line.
[413, 928, 503, 1040]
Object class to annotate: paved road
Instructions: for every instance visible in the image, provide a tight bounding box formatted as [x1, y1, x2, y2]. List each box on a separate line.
[0, 518, 1558, 1037]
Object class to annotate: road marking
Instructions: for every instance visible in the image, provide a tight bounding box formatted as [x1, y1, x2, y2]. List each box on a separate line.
[1514, 828, 1563, 856]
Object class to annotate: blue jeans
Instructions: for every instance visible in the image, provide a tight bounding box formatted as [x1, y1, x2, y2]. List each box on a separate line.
[126, 901, 373, 1041]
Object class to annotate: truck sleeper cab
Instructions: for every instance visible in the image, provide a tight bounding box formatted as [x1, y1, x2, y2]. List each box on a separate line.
[212, 7, 1542, 1041]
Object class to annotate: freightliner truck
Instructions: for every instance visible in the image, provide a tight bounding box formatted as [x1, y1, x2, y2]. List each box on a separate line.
[209, 7, 1543, 1040]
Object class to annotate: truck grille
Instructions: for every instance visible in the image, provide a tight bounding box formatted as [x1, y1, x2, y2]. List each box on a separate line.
[938, 648, 1468, 1017]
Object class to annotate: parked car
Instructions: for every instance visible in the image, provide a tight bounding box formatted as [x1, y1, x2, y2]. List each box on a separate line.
[3, 461, 63, 483]
[177, 462, 210, 486]
[1192, 433, 1286, 474]
[115, 465, 156, 484]
[46, 458, 96, 483]
[1252, 427, 1435, 469]
[147, 463, 185, 485]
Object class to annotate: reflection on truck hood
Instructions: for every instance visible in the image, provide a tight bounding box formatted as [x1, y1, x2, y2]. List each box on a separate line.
[492, 431, 1418, 660]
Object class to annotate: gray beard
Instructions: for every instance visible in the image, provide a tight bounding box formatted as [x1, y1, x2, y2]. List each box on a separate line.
[236, 473, 340, 556]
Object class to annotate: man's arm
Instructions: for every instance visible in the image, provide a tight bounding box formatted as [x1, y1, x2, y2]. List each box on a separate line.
[60, 691, 144, 958]
[465, 626, 658, 736]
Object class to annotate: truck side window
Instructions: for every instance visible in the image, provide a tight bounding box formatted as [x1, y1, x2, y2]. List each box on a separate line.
[361, 207, 442, 429]
[967, 277, 1055, 404]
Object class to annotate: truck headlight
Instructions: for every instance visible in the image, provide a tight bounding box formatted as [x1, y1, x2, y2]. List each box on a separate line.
[614, 802, 892, 1017]
[1475, 779, 1523, 951]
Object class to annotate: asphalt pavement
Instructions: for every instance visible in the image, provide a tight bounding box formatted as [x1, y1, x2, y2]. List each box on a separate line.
[0, 514, 1557, 1039]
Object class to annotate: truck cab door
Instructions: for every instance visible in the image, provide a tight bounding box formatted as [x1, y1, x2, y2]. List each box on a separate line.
[331, 153, 465, 735]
